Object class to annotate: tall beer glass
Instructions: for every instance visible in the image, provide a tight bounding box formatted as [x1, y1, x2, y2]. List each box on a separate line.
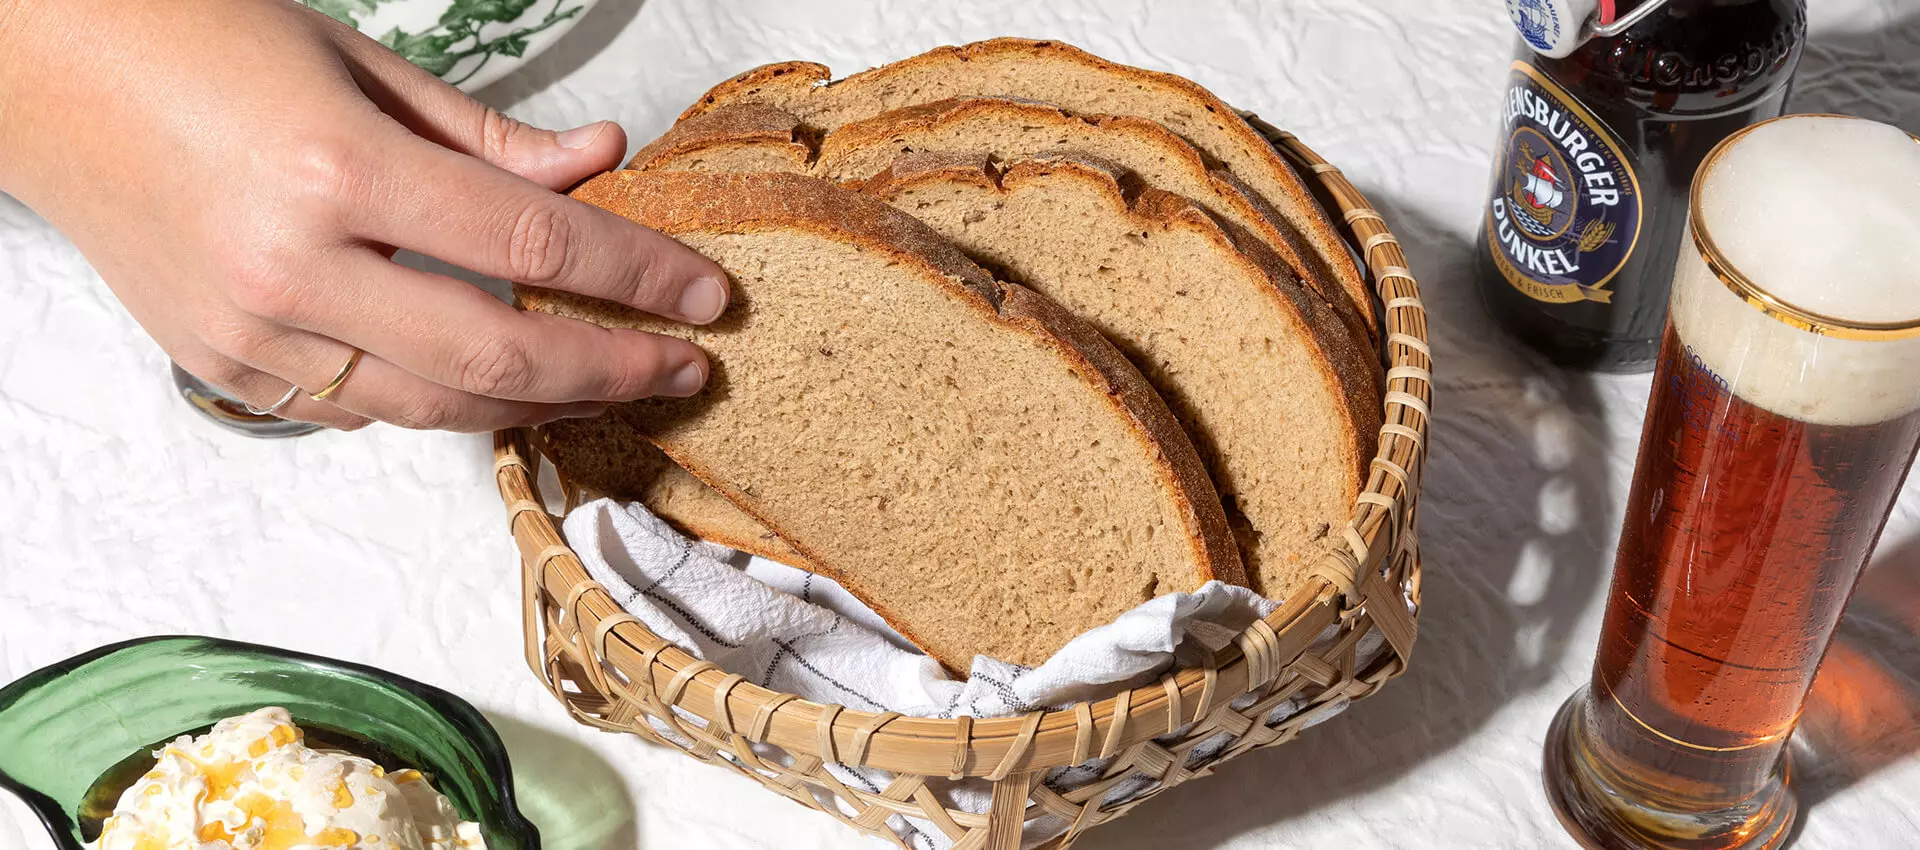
[1545, 114, 1920, 849]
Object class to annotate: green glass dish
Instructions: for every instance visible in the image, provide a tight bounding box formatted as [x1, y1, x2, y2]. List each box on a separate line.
[0, 636, 539, 849]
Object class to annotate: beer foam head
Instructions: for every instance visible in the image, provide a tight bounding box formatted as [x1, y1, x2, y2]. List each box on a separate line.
[1673, 115, 1920, 426]
[1700, 116, 1920, 323]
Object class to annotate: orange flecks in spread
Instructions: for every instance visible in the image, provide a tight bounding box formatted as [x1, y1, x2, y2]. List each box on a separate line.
[331, 777, 355, 809]
[207, 790, 332, 850]
[197, 821, 232, 843]
[313, 827, 361, 847]
[172, 748, 247, 803]
[95, 710, 486, 850]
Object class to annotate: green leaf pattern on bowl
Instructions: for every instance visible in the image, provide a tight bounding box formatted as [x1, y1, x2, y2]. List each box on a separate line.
[303, 0, 584, 85]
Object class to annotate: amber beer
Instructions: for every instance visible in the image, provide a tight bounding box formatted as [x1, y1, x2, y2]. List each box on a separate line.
[1545, 114, 1920, 849]
[1589, 327, 1920, 785]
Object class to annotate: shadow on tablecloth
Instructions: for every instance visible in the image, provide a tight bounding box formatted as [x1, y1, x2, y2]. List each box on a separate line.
[485, 713, 640, 850]
[441, 4, 1920, 843]
[1087, 13, 1920, 848]
[1083, 178, 1625, 845]
[1794, 536, 1920, 821]
[1774, 11, 1920, 842]
[476, 0, 651, 108]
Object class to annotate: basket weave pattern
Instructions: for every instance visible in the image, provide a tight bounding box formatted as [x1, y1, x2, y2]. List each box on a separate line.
[492, 127, 1431, 850]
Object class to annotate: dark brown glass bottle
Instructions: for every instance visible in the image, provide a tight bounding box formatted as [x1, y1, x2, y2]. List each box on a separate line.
[1476, 0, 1805, 373]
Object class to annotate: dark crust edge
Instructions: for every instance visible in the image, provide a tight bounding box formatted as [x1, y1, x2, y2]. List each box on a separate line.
[676, 37, 1374, 339]
[628, 102, 815, 172]
[815, 96, 1374, 343]
[655, 95, 1370, 346]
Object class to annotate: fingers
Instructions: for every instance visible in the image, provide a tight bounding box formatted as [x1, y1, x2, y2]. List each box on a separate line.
[189, 325, 612, 433]
[282, 344, 609, 433]
[324, 23, 625, 190]
[254, 250, 711, 405]
[349, 137, 731, 325]
[321, 20, 733, 325]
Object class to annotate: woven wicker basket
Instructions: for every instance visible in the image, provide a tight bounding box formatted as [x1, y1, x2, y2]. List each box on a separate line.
[491, 121, 1430, 849]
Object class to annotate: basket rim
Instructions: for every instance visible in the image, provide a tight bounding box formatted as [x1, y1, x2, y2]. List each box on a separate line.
[491, 125, 1431, 778]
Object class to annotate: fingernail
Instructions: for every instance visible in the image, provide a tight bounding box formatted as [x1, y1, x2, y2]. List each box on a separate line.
[664, 361, 707, 396]
[557, 121, 608, 150]
[676, 275, 729, 324]
[564, 404, 608, 420]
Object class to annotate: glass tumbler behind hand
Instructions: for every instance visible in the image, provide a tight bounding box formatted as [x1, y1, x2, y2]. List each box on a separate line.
[172, 363, 324, 438]
[1544, 114, 1920, 848]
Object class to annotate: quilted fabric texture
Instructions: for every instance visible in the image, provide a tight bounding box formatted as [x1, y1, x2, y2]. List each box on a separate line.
[4, 0, 1920, 848]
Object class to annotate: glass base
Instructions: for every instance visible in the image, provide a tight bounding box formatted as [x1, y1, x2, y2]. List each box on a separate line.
[171, 363, 324, 439]
[1544, 687, 1796, 850]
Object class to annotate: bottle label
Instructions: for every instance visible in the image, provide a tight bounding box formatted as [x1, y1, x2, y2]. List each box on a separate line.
[1486, 61, 1643, 305]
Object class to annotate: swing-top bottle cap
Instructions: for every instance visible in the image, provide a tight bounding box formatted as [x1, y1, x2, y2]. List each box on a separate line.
[1506, 0, 1597, 58]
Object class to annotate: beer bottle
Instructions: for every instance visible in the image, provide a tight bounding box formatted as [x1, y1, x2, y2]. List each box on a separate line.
[1476, 0, 1805, 372]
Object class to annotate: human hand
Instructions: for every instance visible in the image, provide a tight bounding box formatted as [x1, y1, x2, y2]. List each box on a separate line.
[0, 0, 726, 432]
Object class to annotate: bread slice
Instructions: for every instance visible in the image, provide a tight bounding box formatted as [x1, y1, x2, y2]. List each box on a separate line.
[631, 96, 1372, 349]
[521, 170, 1243, 668]
[671, 37, 1373, 338]
[612, 95, 1389, 593]
[537, 415, 808, 562]
[857, 152, 1378, 595]
[565, 151, 1379, 596]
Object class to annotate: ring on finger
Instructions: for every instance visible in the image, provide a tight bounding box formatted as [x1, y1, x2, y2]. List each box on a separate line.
[243, 383, 303, 416]
[309, 348, 364, 402]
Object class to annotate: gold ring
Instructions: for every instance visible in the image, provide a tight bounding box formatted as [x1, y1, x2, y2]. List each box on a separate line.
[309, 349, 364, 402]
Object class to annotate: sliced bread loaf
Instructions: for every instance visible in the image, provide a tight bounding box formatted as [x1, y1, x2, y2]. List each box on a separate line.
[573, 151, 1380, 596]
[857, 152, 1378, 595]
[670, 37, 1373, 338]
[521, 170, 1243, 668]
[630, 96, 1372, 349]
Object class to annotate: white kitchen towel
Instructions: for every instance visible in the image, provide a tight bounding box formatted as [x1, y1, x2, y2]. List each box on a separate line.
[564, 497, 1364, 849]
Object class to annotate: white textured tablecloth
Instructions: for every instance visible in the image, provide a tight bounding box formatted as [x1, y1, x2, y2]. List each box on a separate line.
[6, 1, 1920, 847]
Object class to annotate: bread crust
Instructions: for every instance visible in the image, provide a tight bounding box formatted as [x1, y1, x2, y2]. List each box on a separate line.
[874, 152, 1380, 483]
[865, 152, 1380, 593]
[675, 37, 1374, 340]
[637, 95, 1372, 352]
[534, 416, 814, 564]
[530, 170, 1246, 665]
[628, 102, 814, 172]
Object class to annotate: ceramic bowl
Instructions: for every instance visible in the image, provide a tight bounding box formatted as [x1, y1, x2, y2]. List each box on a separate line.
[303, 0, 600, 92]
[0, 636, 539, 850]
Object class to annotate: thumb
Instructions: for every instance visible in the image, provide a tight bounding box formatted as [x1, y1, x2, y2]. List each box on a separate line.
[325, 18, 627, 190]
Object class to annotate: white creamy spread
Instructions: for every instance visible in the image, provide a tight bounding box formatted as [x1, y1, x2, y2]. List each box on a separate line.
[87, 707, 486, 850]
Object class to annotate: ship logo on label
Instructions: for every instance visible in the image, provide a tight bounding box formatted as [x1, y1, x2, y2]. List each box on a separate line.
[1486, 62, 1643, 305]
[1508, 131, 1575, 239]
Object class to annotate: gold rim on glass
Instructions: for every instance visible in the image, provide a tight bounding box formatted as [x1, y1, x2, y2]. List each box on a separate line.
[1688, 113, 1920, 341]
